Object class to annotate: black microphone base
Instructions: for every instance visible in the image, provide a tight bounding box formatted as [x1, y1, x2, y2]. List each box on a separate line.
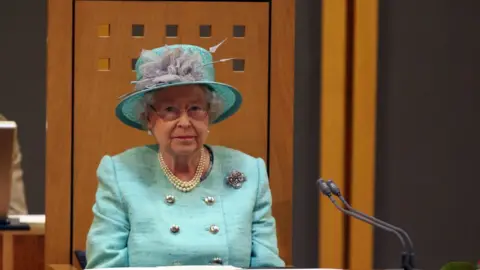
[0, 218, 30, 231]
[401, 252, 414, 270]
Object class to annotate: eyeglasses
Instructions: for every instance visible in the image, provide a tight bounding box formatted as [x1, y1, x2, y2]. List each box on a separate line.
[149, 105, 208, 121]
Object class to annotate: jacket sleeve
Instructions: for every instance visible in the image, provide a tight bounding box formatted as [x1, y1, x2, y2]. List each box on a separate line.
[1, 113, 28, 215]
[86, 155, 130, 269]
[250, 158, 286, 268]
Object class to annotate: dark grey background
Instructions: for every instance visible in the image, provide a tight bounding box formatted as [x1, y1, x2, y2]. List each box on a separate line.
[0, 0, 46, 214]
[292, 0, 321, 267]
[375, 0, 480, 269]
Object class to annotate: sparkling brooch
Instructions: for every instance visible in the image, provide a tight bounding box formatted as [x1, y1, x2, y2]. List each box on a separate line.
[226, 170, 246, 189]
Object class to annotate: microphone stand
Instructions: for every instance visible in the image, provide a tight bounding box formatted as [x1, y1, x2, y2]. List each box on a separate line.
[317, 179, 414, 270]
[325, 179, 416, 269]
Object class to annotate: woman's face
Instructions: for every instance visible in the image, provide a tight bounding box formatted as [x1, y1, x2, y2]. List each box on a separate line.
[147, 85, 210, 157]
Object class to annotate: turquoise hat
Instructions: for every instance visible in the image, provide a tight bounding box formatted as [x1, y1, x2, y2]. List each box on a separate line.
[115, 43, 242, 130]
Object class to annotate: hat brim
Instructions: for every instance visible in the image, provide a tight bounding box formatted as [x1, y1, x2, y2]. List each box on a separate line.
[115, 81, 243, 130]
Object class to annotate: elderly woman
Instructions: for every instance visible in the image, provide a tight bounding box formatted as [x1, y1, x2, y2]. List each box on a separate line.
[85, 43, 285, 269]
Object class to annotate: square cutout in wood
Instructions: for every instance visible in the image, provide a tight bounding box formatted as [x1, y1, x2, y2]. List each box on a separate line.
[98, 58, 110, 71]
[97, 24, 110, 37]
[132, 24, 144, 37]
[233, 25, 245, 38]
[233, 59, 245, 72]
[131, 58, 138, 71]
[199, 25, 212, 38]
[166, 25, 178, 37]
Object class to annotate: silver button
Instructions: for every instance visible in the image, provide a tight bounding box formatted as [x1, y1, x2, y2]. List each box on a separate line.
[211, 257, 223, 265]
[209, 225, 219, 234]
[170, 224, 180, 233]
[165, 195, 175, 205]
[204, 196, 215, 205]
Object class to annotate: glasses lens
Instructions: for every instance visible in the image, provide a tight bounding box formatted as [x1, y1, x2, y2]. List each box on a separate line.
[157, 107, 180, 121]
[189, 109, 207, 120]
[153, 105, 208, 121]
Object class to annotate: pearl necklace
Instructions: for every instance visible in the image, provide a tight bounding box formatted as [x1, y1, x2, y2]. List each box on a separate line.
[158, 148, 207, 192]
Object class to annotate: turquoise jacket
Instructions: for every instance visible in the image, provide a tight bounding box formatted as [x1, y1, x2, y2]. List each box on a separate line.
[85, 145, 285, 269]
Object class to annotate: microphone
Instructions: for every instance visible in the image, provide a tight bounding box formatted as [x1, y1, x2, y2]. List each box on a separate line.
[325, 179, 415, 269]
[317, 179, 414, 270]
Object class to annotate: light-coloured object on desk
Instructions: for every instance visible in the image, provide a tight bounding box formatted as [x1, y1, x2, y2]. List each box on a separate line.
[8, 214, 45, 235]
[10, 214, 46, 224]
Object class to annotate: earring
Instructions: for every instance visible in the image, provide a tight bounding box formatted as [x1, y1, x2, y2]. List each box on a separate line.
[207, 130, 210, 133]
[147, 130, 152, 135]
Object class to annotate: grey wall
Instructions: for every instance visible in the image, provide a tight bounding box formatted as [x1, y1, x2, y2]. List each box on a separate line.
[292, 0, 321, 267]
[0, 1, 46, 213]
[374, 0, 480, 269]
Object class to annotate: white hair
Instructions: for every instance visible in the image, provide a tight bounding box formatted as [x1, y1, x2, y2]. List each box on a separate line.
[138, 85, 224, 129]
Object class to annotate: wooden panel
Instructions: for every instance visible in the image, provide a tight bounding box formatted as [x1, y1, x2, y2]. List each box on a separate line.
[0, 235, 45, 270]
[0, 235, 10, 270]
[270, 0, 294, 265]
[14, 236, 45, 270]
[73, 1, 270, 267]
[45, 0, 73, 266]
[348, 0, 379, 269]
[319, 0, 348, 268]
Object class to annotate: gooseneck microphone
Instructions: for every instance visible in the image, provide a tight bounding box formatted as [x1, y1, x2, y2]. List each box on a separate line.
[325, 179, 416, 269]
[317, 179, 415, 270]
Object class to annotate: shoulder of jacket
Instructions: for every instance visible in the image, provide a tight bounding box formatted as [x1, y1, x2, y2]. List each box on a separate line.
[109, 144, 158, 166]
[209, 145, 264, 182]
[209, 145, 258, 163]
